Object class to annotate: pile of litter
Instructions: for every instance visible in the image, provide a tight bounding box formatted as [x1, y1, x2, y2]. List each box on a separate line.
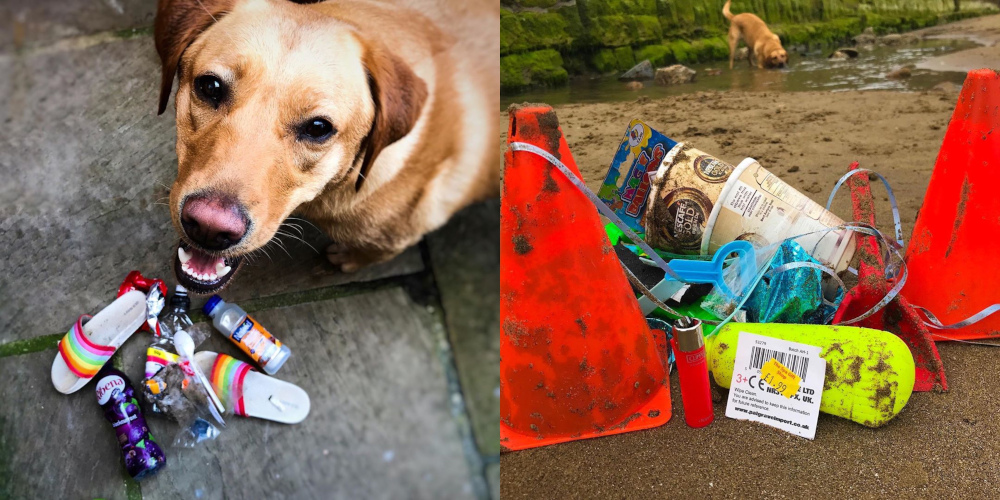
[500, 68, 1000, 450]
[50, 271, 310, 480]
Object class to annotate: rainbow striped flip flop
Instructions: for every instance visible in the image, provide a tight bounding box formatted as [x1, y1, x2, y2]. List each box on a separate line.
[195, 351, 310, 424]
[51, 291, 148, 394]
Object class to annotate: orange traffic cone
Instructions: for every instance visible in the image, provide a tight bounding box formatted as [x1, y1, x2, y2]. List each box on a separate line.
[903, 69, 1000, 340]
[500, 104, 672, 451]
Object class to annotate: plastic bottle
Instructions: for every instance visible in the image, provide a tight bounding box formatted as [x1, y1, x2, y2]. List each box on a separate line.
[204, 295, 290, 375]
[160, 285, 194, 340]
[95, 366, 166, 480]
[671, 317, 714, 428]
[145, 285, 195, 381]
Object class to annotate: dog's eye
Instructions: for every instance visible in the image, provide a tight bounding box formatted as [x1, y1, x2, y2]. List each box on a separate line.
[194, 75, 227, 108]
[297, 118, 336, 143]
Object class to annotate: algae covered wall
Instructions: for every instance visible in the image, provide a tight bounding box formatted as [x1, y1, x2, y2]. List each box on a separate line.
[500, 0, 997, 92]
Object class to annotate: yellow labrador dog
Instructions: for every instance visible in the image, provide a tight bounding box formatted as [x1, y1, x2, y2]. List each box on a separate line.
[155, 0, 500, 293]
[723, 0, 788, 69]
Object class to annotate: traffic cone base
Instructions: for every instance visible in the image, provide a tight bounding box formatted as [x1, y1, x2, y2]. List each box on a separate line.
[903, 69, 1000, 340]
[501, 104, 671, 451]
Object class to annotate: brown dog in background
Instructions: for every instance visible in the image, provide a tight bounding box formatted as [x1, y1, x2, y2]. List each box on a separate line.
[723, 0, 788, 69]
[155, 0, 500, 293]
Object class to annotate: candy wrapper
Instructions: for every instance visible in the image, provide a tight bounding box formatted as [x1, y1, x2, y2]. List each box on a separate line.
[117, 271, 168, 336]
[597, 119, 678, 236]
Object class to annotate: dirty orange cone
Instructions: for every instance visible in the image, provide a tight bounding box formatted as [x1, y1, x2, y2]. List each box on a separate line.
[500, 104, 672, 451]
[903, 69, 1000, 340]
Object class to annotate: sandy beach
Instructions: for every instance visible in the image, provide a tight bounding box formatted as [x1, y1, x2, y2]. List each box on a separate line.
[499, 15, 1000, 498]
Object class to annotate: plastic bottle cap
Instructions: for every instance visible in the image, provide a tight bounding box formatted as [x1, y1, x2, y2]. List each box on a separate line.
[263, 345, 291, 375]
[203, 295, 224, 316]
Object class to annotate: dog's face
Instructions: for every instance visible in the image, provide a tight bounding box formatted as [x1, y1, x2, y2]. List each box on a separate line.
[155, 0, 426, 293]
[767, 49, 788, 68]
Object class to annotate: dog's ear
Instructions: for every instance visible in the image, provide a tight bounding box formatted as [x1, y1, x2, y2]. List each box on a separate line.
[155, 0, 237, 115]
[355, 42, 428, 191]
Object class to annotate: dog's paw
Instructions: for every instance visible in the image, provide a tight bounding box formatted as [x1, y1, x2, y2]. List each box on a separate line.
[326, 242, 367, 273]
[326, 242, 405, 273]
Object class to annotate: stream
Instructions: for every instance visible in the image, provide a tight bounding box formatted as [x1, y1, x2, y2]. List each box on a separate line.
[501, 38, 978, 108]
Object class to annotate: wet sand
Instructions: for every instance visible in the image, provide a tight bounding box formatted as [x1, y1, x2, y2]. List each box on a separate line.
[499, 16, 1000, 499]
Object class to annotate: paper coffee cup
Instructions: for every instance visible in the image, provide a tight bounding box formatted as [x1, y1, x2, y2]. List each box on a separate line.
[646, 143, 856, 272]
[646, 144, 735, 253]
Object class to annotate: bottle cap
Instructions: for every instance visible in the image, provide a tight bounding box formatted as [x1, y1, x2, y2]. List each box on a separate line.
[203, 295, 224, 316]
[263, 345, 291, 375]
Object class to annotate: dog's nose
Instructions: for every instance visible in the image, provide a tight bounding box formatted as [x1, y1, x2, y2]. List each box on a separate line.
[180, 194, 249, 250]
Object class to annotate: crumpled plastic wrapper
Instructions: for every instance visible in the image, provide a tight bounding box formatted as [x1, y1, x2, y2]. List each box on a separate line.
[743, 240, 843, 324]
[144, 363, 224, 447]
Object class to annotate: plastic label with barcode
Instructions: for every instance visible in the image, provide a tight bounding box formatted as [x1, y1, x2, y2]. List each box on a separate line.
[725, 331, 826, 439]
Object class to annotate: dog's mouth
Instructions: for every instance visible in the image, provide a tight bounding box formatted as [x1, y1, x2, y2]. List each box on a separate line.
[174, 241, 244, 294]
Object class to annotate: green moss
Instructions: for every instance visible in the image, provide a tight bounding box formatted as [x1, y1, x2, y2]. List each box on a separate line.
[582, 0, 659, 17]
[690, 37, 730, 62]
[590, 46, 638, 72]
[666, 39, 695, 63]
[501, 49, 570, 91]
[112, 26, 154, 39]
[587, 14, 663, 46]
[513, 0, 564, 8]
[0, 333, 61, 357]
[555, 5, 586, 43]
[615, 46, 637, 69]
[773, 17, 863, 47]
[591, 48, 619, 72]
[635, 43, 676, 66]
[500, 10, 573, 55]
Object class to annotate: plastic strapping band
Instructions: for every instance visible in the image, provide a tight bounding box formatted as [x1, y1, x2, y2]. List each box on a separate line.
[509, 142, 684, 282]
[826, 168, 905, 248]
[911, 303, 1000, 331]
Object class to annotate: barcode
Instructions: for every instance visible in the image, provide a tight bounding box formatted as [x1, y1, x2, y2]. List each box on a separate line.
[749, 346, 809, 381]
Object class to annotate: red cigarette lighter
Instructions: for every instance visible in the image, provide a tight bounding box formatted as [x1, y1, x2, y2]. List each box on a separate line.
[671, 317, 714, 428]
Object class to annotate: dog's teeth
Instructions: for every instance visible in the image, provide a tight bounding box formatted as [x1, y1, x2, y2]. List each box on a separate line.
[216, 263, 232, 277]
[178, 247, 193, 264]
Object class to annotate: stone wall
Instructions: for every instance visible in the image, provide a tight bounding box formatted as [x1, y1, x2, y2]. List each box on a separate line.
[500, 0, 997, 92]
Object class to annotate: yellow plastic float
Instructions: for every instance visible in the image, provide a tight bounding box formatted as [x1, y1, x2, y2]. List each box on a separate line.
[706, 323, 916, 428]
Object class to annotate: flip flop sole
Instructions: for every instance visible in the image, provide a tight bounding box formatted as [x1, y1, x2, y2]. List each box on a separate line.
[51, 290, 148, 394]
[195, 351, 310, 424]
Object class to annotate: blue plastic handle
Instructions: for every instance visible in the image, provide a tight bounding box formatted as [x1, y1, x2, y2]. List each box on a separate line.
[663, 241, 756, 298]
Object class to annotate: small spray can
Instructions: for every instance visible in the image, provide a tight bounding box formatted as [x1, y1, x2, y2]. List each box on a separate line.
[671, 317, 714, 428]
[95, 367, 166, 479]
[204, 295, 291, 375]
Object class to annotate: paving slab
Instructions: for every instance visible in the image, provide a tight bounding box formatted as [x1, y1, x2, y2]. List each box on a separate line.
[0, 350, 136, 500]
[0, 34, 421, 346]
[426, 199, 501, 456]
[1, 287, 474, 499]
[140, 288, 475, 500]
[0, 0, 154, 53]
[487, 463, 499, 500]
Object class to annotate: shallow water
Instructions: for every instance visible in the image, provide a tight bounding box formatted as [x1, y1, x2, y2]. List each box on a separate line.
[501, 38, 977, 108]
